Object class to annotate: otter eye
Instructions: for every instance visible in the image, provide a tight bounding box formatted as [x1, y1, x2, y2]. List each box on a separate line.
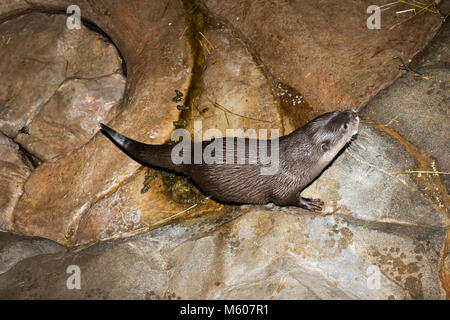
[321, 142, 329, 152]
[343, 123, 348, 130]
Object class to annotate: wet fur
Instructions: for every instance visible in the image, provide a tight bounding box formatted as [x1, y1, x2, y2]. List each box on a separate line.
[100, 110, 359, 211]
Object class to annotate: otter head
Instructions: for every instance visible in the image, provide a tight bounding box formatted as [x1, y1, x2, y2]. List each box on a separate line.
[304, 109, 359, 166]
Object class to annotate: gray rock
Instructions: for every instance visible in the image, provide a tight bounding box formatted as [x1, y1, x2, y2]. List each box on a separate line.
[302, 124, 448, 229]
[361, 21, 449, 189]
[0, 207, 446, 299]
[0, 232, 64, 275]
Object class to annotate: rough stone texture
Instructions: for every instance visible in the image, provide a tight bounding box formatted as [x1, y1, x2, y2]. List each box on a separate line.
[0, 0, 444, 247]
[191, 27, 283, 136]
[0, 12, 123, 138]
[15, 74, 126, 160]
[302, 123, 448, 228]
[74, 167, 223, 246]
[2, 1, 194, 246]
[356, 20, 450, 298]
[0, 0, 448, 300]
[0, 133, 32, 231]
[361, 21, 449, 189]
[0, 232, 64, 275]
[202, 0, 443, 112]
[0, 207, 446, 299]
[0, 119, 447, 298]
[0, 0, 288, 247]
[73, 25, 287, 246]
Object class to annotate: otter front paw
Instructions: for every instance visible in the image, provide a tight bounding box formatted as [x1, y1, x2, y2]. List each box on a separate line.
[298, 197, 324, 212]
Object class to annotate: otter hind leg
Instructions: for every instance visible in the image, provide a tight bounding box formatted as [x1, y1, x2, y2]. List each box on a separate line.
[298, 197, 324, 212]
[273, 192, 324, 212]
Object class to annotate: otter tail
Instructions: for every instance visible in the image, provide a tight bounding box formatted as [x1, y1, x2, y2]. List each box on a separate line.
[100, 123, 180, 171]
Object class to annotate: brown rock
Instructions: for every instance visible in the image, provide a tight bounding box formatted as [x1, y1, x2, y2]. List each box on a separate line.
[74, 167, 223, 246]
[0, 12, 122, 138]
[202, 0, 443, 112]
[9, 1, 193, 247]
[191, 27, 283, 136]
[0, 133, 32, 230]
[15, 74, 126, 160]
[0, 0, 447, 300]
[73, 14, 289, 246]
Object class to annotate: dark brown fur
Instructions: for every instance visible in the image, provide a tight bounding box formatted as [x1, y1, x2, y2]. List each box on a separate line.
[100, 109, 359, 211]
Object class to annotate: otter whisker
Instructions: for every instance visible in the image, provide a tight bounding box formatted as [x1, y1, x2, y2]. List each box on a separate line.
[351, 141, 367, 151]
[355, 131, 370, 138]
[352, 136, 368, 143]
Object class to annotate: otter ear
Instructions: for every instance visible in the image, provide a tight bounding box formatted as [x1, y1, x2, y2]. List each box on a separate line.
[321, 142, 330, 152]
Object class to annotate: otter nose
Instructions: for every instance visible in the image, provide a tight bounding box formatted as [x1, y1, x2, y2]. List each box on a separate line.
[350, 109, 358, 119]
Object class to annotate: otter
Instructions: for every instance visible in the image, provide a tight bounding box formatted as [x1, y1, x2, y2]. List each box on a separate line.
[100, 109, 359, 211]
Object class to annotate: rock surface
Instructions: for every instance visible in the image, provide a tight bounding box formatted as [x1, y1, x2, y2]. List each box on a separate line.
[191, 27, 283, 136]
[15, 74, 125, 160]
[0, 0, 448, 300]
[0, 0, 445, 246]
[361, 21, 449, 189]
[0, 12, 123, 138]
[0, 206, 446, 299]
[0, 133, 32, 231]
[202, 0, 443, 112]
[302, 123, 448, 228]
[2, 1, 195, 247]
[74, 167, 223, 246]
[0, 232, 64, 275]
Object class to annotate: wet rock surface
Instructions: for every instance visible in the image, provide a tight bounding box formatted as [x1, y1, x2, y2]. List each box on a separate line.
[0, 0, 448, 299]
